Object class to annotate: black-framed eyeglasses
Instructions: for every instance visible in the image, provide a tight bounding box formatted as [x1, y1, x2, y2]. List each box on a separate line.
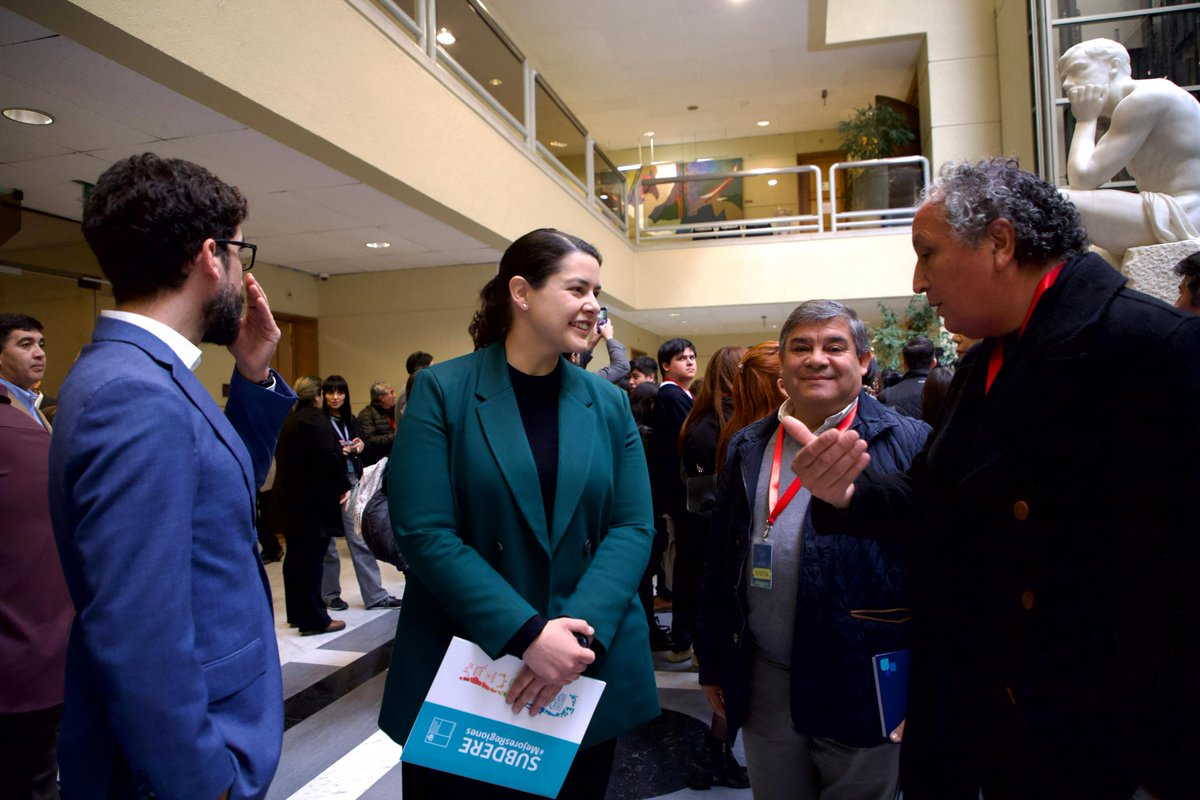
[214, 239, 257, 271]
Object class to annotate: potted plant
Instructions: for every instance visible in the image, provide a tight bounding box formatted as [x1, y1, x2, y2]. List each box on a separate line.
[870, 295, 956, 372]
[837, 103, 916, 211]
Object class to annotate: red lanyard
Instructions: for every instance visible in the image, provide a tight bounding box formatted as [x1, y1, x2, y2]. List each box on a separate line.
[985, 262, 1064, 393]
[765, 403, 858, 537]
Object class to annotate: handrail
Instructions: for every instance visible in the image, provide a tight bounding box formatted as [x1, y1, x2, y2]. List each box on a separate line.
[829, 156, 930, 232]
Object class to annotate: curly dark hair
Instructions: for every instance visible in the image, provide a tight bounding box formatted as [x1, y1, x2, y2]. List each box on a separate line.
[82, 153, 247, 304]
[1173, 251, 1200, 309]
[923, 158, 1088, 267]
[468, 229, 601, 350]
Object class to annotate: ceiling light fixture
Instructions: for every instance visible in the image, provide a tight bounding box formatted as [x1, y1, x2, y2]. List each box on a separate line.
[756, 120, 770, 127]
[488, 78, 503, 86]
[365, 241, 391, 249]
[767, 179, 778, 186]
[642, 130, 655, 137]
[435, 27, 456, 45]
[2, 107, 54, 126]
[667, 312, 681, 317]
[549, 140, 567, 148]
[599, 194, 609, 200]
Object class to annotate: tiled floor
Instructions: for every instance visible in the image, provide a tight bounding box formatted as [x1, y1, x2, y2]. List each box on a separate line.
[266, 541, 752, 799]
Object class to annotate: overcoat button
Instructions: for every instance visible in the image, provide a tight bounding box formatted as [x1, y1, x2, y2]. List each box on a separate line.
[491, 541, 504, 557]
[1021, 590, 1035, 610]
[1013, 500, 1030, 521]
[732, 633, 740, 644]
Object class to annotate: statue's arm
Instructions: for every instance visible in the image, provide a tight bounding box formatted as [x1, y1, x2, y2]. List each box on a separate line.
[1068, 87, 1162, 189]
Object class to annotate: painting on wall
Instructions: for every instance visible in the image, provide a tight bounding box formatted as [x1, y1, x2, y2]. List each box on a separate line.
[634, 158, 744, 231]
[681, 158, 743, 224]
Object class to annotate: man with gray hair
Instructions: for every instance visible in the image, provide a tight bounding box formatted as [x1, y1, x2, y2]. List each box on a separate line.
[1058, 37, 1200, 257]
[358, 380, 397, 466]
[789, 158, 1200, 798]
[697, 299, 928, 797]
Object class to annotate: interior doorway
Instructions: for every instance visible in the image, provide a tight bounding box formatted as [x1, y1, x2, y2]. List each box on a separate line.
[271, 313, 319, 386]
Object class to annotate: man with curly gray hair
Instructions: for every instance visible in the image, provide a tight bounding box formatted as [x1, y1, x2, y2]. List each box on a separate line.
[786, 158, 1200, 799]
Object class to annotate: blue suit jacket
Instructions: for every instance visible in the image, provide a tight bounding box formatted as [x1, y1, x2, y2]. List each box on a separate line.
[49, 316, 295, 800]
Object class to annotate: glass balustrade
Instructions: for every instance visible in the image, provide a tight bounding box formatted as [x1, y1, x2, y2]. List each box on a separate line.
[364, 0, 928, 243]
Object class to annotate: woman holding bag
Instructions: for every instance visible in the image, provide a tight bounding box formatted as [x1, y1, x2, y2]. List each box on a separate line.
[378, 228, 658, 799]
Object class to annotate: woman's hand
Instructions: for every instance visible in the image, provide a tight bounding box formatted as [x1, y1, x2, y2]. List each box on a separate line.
[506, 669, 565, 716]
[351, 437, 365, 454]
[522, 617, 595, 684]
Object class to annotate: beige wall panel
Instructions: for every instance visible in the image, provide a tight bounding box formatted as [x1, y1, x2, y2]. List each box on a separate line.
[254, 262, 320, 319]
[994, 0, 1037, 168]
[636, 234, 915, 310]
[928, 123, 1005, 165]
[824, 0, 994, 62]
[926, 57, 1001, 130]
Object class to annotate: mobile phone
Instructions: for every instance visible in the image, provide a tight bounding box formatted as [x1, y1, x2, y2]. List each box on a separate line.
[596, 306, 608, 331]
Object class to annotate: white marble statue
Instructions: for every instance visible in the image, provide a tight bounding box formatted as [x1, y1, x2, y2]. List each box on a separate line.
[1058, 38, 1200, 259]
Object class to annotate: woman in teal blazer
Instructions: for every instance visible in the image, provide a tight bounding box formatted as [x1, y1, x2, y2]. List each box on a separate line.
[379, 229, 659, 798]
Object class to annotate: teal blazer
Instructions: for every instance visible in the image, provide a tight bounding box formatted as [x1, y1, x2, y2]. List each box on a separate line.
[378, 343, 659, 749]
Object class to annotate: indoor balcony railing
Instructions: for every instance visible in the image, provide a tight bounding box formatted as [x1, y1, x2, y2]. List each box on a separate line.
[632, 156, 930, 244]
[363, 0, 928, 245]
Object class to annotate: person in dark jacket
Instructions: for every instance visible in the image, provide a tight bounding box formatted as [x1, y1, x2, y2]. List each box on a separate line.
[276, 376, 350, 635]
[878, 336, 936, 419]
[357, 380, 397, 466]
[320, 375, 401, 611]
[678, 345, 748, 789]
[791, 158, 1200, 799]
[698, 300, 929, 800]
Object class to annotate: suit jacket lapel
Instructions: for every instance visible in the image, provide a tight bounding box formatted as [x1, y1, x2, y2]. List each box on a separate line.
[550, 365, 595, 552]
[474, 345, 551, 552]
[93, 317, 257, 504]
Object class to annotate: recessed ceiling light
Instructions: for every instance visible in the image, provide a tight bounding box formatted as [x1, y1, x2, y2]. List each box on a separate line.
[435, 27, 456, 45]
[365, 241, 391, 249]
[488, 78, 503, 86]
[642, 130, 656, 137]
[549, 140, 567, 148]
[667, 312, 681, 317]
[599, 194, 609, 200]
[756, 120, 770, 127]
[767, 179, 778, 186]
[3, 107, 53, 126]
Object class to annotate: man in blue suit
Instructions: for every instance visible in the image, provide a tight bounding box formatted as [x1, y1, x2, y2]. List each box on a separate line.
[49, 154, 296, 799]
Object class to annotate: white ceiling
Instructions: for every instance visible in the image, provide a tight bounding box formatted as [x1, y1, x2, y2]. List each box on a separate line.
[0, 2, 917, 333]
[483, 0, 922, 153]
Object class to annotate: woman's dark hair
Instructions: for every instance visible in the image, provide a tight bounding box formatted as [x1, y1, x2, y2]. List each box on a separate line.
[680, 345, 745, 451]
[321, 374, 354, 427]
[468, 228, 601, 350]
[920, 365, 955, 433]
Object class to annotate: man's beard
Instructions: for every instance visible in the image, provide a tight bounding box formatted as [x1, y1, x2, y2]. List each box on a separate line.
[200, 281, 244, 346]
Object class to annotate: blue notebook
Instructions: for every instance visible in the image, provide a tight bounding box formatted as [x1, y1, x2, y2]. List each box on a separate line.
[872, 649, 910, 738]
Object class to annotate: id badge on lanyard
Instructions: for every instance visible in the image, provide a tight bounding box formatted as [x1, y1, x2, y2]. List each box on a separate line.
[752, 408, 857, 591]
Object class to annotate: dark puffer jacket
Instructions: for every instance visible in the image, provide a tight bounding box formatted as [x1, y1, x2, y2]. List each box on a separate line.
[697, 390, 929, 746]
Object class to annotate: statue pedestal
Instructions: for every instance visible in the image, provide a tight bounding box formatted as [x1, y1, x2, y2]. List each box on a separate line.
[1121, 240, 1200, 304]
